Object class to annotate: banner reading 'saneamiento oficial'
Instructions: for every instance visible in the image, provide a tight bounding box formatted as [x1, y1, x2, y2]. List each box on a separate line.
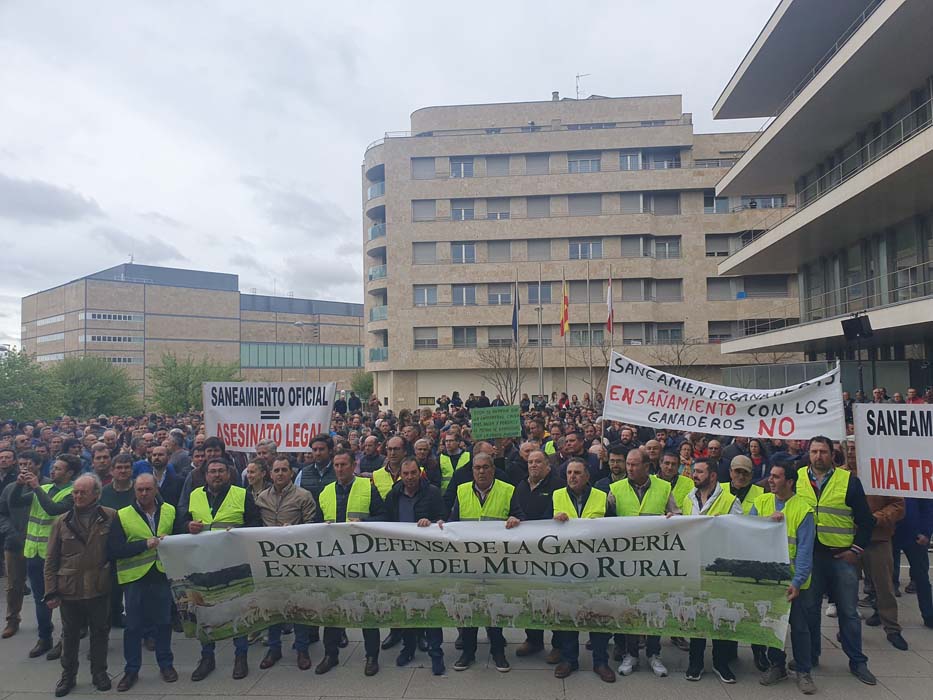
[603, 352, 844, 440]
[856, 403, 933, 498]
[161, 517, 792, 648]
[202, 381, 335, 452]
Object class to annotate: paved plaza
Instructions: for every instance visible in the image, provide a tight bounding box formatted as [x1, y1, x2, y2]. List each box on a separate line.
[1, 574, 931, 700]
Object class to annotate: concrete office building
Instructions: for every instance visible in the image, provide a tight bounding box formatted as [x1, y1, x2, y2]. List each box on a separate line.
[21, 263, 364, 401]
[713, 0, 933, 392]
[362, 93, 798, 410]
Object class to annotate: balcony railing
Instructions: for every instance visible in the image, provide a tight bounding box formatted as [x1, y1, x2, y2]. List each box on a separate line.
[368, 222, 386, 241]
[729, 95, 933, 255]
[369, 305, 388, 322]
[367, 181, 385, 200]
[367, 265, 387, 281]
[369, 347, 388, 362]
[721, 261, 933, 337]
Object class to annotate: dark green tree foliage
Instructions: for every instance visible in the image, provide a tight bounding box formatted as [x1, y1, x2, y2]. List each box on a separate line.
[0, 350, 61, 420]
[149, 353, 239, 414]
[53, 356, 142, 417]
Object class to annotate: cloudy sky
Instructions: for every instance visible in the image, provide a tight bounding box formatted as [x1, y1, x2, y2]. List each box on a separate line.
[0, 0, 776, 347]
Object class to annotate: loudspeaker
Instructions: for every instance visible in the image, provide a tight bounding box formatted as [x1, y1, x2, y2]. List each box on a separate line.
[841, 315, 873, 340]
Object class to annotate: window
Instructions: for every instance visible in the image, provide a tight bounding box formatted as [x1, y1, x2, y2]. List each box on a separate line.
[568, 193, 602, 216]
[411, 157, 435, 179]
[655, 279, 683, 301]
[655, 236, 681, 259]
[527, 282, 552, 304]
[621, 235, 646, 257]
[485, 155, 510, 176]
[527, 238, 551, 260]
[643, 149, 681, 170]
[569, 280, 603, 303]
[620, 192, 642, 214]
[525, 153, 550, 175]
[528, 325, 552, 347]
[569, 324, 604, 347]
[37, 353, 64, 362]
[412, 199, 437, 221]
[705, 234, 733, 257]
[708, 321, 736, 343]
[452, 285, 477, 306]
[568, 152, 601, 173]
[83, 335, 142, 343]
[487, 326, 513, 347]
[569, 238, 602, 260]
[450, 156, 474, 178]
[744, 275, 789, 297]
[655, 323, 684, 344]
[419, 396, 436, 406]
[412, 242, 436, 264]
[741, 194, 786, 210]
[78, 312, 143, 322]
[413, 285, 437, 306]
[525, 197, 549, 220]
[486, 198, 510, 220]
[619, 151, 641, 171]
[645, 192, 680, 215]
[37, 314, 64, 326]
[487, 283, 513, 306]
[568, 122, 616, 130]
[621, 280, 681, 301]
[451, 242, 475, 264]
[413, 327, 438, 349]
[453, 327, 477, 348]
[704, 191, 730, 214]
[707, 277, 738, 301]
[622, 279, 646, 301]
[451, 199, 474, 220]
[103, 356, 143, 364]
[622, 322, 645, 345]
[487, 240, 511, 262]
[37, 332, 64, 343]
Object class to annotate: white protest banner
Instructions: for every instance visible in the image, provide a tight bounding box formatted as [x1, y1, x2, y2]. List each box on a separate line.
[603, 352, 844, 440]
[161, 517, 792, 647]
[203, 381, 335, 452]
[855, 404, 933, 498]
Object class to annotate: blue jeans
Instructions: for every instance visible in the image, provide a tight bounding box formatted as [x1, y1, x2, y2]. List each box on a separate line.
[893, 541, 933, 621]
[764, 591, 813, 673]
[560, 631, 610, 668]
[267, 623, 311, 653]
[26, 557, 53, 641]
[202, 636, 248, 658]
[806, 550, 867, 666]
[402, 628, 443, 659]
[123, 578, 173, 673]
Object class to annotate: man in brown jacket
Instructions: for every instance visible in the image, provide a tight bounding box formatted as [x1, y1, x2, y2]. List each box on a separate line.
[44, 474, 116, 697]
[852, 450, 908, 651]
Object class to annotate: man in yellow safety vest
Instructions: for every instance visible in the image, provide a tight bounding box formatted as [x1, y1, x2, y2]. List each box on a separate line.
[728, 455, 764, 514]
[108, 474, 177, 691]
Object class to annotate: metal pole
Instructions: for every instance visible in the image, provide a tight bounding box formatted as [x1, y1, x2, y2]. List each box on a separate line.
[515, 266, 521, 404]
[587, 259, 593, 395]
[562, 266, 568, 394]
[537, 263, 544, 399]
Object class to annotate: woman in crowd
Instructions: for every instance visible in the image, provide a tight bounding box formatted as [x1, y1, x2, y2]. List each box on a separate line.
[244, 458, 271, 497]
[678, 440, 694, 477]
[747, 438, 770, 482]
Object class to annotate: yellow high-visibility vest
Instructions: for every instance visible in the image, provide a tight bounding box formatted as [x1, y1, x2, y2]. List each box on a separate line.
[24, 484, 73, 559]
[552, 487, 607, 518]
[115, 503, 175, 584]
[319, 478, 372, 522]
[189, 486, 246, 530]
[456, 480, 513, 521]
[753, 492, 813, 589]
[795, 467, 854, 548]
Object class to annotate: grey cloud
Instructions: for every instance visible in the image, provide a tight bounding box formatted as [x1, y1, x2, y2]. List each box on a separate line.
[241, 175, 354, 240]
[0, 173, 103, 224]
[92, 227, 187, 264]
[335, 240, 361, 256]
[138, 211, 183, 228]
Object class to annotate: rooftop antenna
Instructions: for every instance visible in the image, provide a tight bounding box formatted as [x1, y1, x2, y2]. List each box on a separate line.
[128, 253, 134, 264]
[575, 73, 591, 99]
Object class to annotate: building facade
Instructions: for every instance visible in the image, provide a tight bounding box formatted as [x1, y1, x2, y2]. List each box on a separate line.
[21, 263, 364, 401]
[713, 0, 933, 392]
[362, 94, 798, 410]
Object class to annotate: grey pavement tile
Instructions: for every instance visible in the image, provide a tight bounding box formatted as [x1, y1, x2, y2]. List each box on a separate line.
[250, 661, 413, 697]
[812, 648, 933, 677]
[724, 674, 901, 700]
[405, 667, 563, 700]
[565, 668, 733, 700]
[3, 695, 162, 700]
[879, 676, 933, 700]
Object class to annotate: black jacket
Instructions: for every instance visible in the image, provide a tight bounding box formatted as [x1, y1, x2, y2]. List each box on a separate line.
[383, 480, 446, 523]
[157, 470, 183, 508]
[515, 470, 566, 521]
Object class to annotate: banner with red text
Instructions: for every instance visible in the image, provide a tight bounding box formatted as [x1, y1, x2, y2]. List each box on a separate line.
[203, 382, 335, 452]
[603, 352, 844, 440]
[855, 404, 933, 498]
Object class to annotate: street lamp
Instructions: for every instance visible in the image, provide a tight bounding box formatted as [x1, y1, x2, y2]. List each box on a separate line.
[293, 321, 320, 381]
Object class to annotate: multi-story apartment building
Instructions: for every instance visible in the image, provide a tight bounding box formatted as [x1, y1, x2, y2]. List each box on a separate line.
[21, 263, 364, 400]
[362, 93, 798, 410]
[713, 0, 933, 392]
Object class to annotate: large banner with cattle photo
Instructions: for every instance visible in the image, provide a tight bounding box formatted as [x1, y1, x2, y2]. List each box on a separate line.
[161, 516, 793, 647]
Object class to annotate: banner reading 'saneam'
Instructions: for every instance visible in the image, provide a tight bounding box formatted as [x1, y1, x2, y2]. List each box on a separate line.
[160, 517, 792, 647]
[603, 352, 844, 440]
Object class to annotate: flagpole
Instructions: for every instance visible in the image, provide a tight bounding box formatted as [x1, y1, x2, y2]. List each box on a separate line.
[537, 262, 544, 400]
[562, 266, 568, 394]
[515, 266, 521, 405]
[609, 263, 614, 356]
[587, 258, 593, 396]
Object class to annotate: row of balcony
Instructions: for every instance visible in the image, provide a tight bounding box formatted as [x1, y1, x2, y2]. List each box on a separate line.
[367, 181, 385, 200]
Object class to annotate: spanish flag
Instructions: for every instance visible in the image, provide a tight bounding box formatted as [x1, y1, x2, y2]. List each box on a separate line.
[559, 279, 570, 336]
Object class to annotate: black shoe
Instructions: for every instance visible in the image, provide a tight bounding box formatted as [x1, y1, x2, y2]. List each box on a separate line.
[315, 655, 339, 675]
[894, 586, 902, 598]
[453, 653, 474, 671]
[850, 662, 877, 685]
[713, 663, 736, 684]
[260, 648, 282, 669]
[46, 641, 62, 660]
[396, 648, 415, 667]
[338, 630, 349, 648]
[364, 657, 379, 676]
[117, 672, 138, 692]
[492, 652, 510, 672]
[191, 656, 215, 682]
[29, 638, 52, 658]
[432, 656, 445, 676]
[93, 672, 112, 691]
[671, 636, 690, 651]
[685, 663, 703, 681]
[887, 632, 909, 651]
[612, 645, 624, 662]
[381, 630, 402, 650]
[865, 613, 881, 626]
[753, 646, 770, 672]
[232, 654, 248, 680]
[55, 676, 75, 697]
[454, 630, 463, 650]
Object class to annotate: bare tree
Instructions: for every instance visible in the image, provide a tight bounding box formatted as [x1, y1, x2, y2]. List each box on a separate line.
[643, 336, 704, 379]
[476, 340, 534, 405]
[567, 340, 613, 398]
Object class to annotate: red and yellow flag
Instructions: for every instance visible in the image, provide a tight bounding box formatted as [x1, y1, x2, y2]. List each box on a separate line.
[559, 280, 570, 336]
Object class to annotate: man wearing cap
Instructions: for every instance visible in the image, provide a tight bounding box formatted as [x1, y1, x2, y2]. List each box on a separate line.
[727, 455, 764, 514]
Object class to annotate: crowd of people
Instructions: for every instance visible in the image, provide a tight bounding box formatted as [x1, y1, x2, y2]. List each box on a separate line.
[0, 382, 931, 697]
